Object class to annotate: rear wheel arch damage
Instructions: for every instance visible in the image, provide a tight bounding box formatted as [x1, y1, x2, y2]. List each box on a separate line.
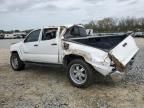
[63, 54, 97, 72]
[63, 54, 86, 67]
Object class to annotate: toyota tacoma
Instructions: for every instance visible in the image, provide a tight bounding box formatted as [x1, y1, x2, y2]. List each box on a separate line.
[10, 25, 139, 88]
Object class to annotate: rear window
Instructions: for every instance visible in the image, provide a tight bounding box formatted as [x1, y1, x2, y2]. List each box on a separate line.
[79, 27, 87, 37]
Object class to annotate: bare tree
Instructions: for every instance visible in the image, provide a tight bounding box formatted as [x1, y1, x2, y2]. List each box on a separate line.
[85, 17, 144, 33]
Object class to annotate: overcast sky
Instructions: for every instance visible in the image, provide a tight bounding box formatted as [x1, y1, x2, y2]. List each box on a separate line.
[0, 0, 143, 30]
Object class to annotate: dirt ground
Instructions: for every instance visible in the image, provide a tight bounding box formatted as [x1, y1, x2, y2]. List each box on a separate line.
[0, 38, 144, 108]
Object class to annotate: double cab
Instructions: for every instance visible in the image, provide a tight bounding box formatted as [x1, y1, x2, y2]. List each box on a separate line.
[10, 25, 139, 88]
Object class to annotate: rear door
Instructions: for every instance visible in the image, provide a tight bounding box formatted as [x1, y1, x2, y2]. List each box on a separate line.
[36, 28, 59, 63]
[109, 35, 139, 66]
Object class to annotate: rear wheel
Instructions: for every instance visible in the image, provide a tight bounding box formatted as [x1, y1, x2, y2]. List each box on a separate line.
[67, 59, 94, 88]
[10, 53, 25, 71]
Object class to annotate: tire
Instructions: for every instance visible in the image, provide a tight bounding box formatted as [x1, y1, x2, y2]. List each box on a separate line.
[67, 59, 94, 88]
[10, 53, 25, 71]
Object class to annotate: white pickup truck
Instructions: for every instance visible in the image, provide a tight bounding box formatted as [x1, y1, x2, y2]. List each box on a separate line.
[10, 25, 139, 88]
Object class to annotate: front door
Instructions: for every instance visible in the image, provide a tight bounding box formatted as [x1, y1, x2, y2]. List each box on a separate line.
[22, 29, 41, 62]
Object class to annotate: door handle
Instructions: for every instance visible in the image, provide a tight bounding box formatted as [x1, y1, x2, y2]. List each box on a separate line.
[34, 44, 38, 47]
[122, 43, 127, 47]
[51, 43, 57, 46]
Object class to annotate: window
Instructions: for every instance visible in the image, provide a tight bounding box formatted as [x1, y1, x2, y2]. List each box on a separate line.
[64, 28, 71, 38]
[24, 29, 40, 43]
[79, 27, 87, 37]
[42, 28, 57, 40]
[64, 26, 87, 39]
[71, 26, 79, 36]
[64, 26, 79, 38]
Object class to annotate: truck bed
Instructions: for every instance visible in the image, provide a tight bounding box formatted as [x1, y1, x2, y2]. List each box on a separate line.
[71, 35, 128, 51]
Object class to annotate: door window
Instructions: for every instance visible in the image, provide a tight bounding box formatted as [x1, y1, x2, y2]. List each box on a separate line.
[24, 29, 41, 43]
[42, 28, 57, 40]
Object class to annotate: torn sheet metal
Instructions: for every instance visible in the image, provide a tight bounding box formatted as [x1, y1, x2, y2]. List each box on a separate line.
[62, 41, 114, 76]
[62, 35, 139, 77]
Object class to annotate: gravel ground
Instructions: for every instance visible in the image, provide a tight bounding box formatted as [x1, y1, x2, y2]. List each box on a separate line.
[0, 38, 144, 108]
[119, 38, 144, 84]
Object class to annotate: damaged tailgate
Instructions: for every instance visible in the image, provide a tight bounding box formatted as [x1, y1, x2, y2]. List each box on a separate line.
[109, 35, 139, 70]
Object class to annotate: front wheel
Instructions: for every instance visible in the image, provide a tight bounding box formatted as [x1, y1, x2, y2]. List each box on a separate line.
[10, 53, 25, 71]
[67, 59, 94, 88]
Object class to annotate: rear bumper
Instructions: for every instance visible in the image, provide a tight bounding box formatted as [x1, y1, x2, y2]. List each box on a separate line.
[110, 71, 124, 82]
[109, 55, 135, 82]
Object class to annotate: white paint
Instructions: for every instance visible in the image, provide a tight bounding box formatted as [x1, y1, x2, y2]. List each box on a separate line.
[10, 26, 139, 77]
[110, 36, 139, 66]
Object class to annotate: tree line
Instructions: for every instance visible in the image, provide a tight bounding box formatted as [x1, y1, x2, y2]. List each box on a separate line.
[1, 17, 144, 34]
[84, 17, 144, 33]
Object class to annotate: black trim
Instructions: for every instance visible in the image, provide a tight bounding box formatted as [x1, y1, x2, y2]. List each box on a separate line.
[25, 61, 63, 67]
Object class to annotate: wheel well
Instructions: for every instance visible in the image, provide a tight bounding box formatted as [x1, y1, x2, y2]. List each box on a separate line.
[11, 51, 18, 54]
[63, 54, 85, 66]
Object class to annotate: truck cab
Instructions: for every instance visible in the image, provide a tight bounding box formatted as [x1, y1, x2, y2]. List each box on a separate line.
[10, 27, 65, 64]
